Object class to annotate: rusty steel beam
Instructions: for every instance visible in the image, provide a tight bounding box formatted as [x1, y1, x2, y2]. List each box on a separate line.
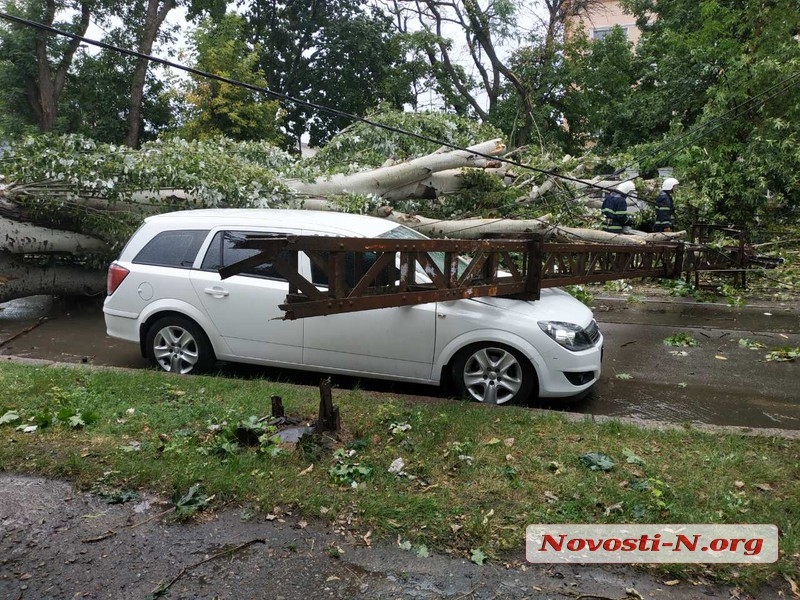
[219, 235, 682, 319]
[540, 243, 683, 287]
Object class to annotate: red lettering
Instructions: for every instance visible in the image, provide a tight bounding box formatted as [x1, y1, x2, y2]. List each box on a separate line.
[744, 538, 763, 556]
[539, 534, 565, 551]
[651, 533, 661, 551]
[585, 538, 603, 551]
[710, 538, 728, 551]
[567, 538, 586, 551]
[603, 538, 623, 551]
[674, 534, 700, 551]
[622, 538, 638, 551]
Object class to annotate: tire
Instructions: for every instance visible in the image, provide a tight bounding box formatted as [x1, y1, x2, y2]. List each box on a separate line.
[145, 316, 215, 374]
[450, 343, 535, 405]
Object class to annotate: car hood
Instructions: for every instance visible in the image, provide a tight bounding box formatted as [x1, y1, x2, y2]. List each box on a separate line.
[468, 288, 594, 327]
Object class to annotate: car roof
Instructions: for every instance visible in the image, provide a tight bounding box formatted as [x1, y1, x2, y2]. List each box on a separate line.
[144, 208, 399, 237]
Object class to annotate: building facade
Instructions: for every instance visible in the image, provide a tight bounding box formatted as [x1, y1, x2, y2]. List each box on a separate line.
[568, 0, 642, 45]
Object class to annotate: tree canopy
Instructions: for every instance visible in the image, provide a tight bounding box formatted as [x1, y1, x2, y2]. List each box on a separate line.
[178, 14, 283, 144]
[620, 0, 800, 224]
[0, 0, 797, 230]
[242, 0, 414, 150]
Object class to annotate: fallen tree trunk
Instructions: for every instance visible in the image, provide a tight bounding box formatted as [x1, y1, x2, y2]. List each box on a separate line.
[547, 226, 647, 245]
[287, 140, 506, 198]
[381, 209, 550, 238]
[0, 254, 107, 302]
[0, 137, 689, 304]
[0, 217, 107, 253]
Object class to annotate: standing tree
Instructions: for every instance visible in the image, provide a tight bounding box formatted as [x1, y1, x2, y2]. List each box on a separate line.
[383, 0, 531, 135]
[0, 0, 96, 134]
[382, 0, 609, 149]
[559, 25, 639, 152]
[59, 25, 175, 144]
[124, 0, 225, 148]
[179, 13, 283, 144]
[243, 0, 414, 150]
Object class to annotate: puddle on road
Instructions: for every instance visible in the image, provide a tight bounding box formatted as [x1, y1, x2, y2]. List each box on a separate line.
[561, 379, 800, 430]
[595, 298, 799, 333]
[0, 295, 147, 369]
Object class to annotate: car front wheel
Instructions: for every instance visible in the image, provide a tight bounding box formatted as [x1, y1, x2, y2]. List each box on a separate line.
[451, 343, 535, 405]
[145, 316, 214, 374]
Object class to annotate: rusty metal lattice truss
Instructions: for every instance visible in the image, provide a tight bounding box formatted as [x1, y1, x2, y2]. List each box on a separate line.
[219, 235, 683, 319]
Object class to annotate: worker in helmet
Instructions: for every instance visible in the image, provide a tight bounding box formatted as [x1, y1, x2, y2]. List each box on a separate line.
[602, 180, 636, 233]
[654, 177, 679, 232]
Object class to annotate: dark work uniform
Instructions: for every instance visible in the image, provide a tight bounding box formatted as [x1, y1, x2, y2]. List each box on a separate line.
[653, 190, 675, 232]
[601, 192, 630, 233]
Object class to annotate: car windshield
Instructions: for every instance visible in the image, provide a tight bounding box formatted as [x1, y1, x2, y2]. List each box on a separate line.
[377, 224, 469, 277]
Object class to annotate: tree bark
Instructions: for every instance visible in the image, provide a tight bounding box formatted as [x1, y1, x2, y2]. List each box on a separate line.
[126, 0, 176, 148]
[0, 218, 107, 253]
[287, 139, 506, 198]
[381, 209, 550, 238]
[0, 254, 107, 302]
[32, 0, 92, 131]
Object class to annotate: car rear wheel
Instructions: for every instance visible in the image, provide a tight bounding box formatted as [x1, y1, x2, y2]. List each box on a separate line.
[451, 343, 535, 405]
[145, 316, 214, 374]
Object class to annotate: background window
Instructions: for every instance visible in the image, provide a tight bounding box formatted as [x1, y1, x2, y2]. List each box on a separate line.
[592, 26, 629, 40]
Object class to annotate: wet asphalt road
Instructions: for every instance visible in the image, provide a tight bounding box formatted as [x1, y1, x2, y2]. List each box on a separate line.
[0, 294, 798, 430]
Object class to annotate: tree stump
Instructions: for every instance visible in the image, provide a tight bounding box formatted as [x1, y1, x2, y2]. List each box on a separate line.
[271, 395, 285, 418]
[316, 378, 341, 433]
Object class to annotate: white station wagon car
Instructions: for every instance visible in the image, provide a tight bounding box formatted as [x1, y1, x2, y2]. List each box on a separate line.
[104, 209, 603, 404]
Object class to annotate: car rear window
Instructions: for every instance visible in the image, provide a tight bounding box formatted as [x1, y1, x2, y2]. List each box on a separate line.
[133, 230, 209, 268]
[200, 231, 292, 280]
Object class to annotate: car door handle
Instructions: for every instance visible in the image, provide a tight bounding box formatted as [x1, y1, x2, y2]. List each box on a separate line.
[204, 286, 229, 298]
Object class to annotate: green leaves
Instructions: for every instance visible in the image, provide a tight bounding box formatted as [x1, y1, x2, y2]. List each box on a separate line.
[765, 347, 800, 362]
[1, 403, 98, 431]
[738, 338, 766, 351]
[1, 134, 294, 253]
[579, 452, 615, 472]
[470, 548, 488, 565]
[181, 14, 284, 144]
[173, 484, 212, 519]
[0, 410, 20, 425]
[663, 333, 699, 347]
[329, 448, 373, 487]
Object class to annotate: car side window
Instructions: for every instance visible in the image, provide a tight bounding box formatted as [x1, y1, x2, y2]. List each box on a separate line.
[309, 251, 386, 288]
[133, 230, 209, 268]
[200, 231, 291, 280]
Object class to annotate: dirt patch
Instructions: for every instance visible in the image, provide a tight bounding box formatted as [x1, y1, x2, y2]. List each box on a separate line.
[1, 474, 784, 600]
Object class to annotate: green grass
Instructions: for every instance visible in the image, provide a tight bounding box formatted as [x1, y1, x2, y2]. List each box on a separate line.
[1, 362, 798, 588]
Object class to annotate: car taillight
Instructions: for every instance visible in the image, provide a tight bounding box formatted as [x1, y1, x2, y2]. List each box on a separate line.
[107, 263, 130, 295]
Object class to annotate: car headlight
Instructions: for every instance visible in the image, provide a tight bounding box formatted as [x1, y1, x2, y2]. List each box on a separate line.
[538, 321, 595, 351]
